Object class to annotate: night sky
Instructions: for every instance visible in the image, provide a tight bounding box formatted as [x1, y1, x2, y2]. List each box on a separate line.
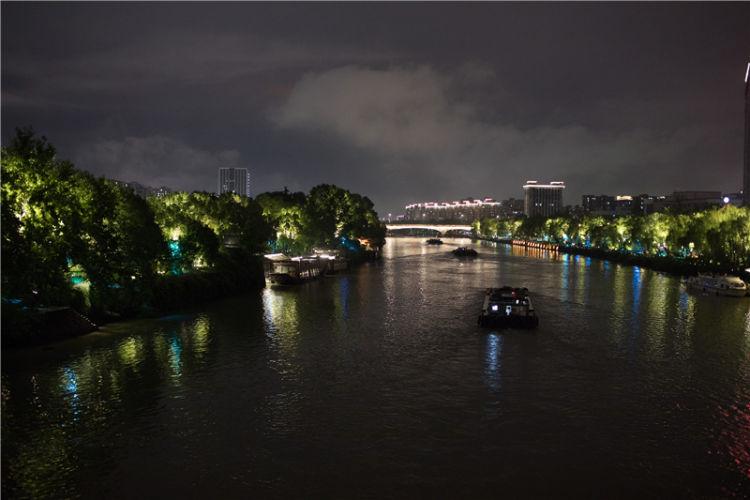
[3, 2, 749, 215]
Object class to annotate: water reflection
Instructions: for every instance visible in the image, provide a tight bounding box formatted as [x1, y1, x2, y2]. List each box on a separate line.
[117, 336, 144, 370]
[484, 333, 503, 393]
[2, 238, 749, 498]
[168, 333, 183, 382]
[61, 367, 80, 419]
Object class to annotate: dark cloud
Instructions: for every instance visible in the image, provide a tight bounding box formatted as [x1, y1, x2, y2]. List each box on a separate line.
[3, 2, 748, 214]
[74, 136, 241, 193]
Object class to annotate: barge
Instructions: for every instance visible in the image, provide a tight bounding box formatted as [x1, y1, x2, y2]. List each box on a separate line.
[264, 254, 328, 285]
[478, 287, 539, 328]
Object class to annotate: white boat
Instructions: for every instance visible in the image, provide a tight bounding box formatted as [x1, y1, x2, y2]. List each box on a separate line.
[687, 273, 748, 297]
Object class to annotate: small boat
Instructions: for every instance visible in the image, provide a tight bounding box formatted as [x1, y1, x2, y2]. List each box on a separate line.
[478, 287, 539, 328]
[426, 238, 444, 245]
[452, 247, 478, 257]
[687, 273, 748, 297]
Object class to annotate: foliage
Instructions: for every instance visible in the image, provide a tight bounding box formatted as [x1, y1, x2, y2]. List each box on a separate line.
[256, 184, 386, 255]
[1, 129, 272, 317]
[2, 128, 87, 306]
[473, 206, 750, 271]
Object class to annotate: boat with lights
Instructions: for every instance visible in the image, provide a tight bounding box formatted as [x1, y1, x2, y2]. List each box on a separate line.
[264, 254, 328, 285]
[687, 273, 748, 297]
[478, 287, 539, 328]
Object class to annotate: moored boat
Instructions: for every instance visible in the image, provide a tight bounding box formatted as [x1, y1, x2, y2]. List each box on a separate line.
[687, 273, 748, 297]
[478, 287, 539, 328]
[264, 254, 328, 285]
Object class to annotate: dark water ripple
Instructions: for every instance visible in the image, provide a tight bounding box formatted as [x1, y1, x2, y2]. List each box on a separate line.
[2, 238, 749, 498]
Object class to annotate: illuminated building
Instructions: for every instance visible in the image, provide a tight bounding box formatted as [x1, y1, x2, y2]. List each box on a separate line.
[404, 197, 504, 222]
[218, 167, 251, 197]
[523, 181, 564, 217]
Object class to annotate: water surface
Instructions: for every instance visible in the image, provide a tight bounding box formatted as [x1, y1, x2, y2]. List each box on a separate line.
[3, 238, 749, 498]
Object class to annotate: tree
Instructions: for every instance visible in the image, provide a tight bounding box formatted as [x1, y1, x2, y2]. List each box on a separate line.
[1, 128, 84, 305]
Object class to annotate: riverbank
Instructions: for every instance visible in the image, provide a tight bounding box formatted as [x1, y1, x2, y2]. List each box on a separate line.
[2, 257, 267, 348]
[2, 249, 384, 348]
[475, 236, 750, 280]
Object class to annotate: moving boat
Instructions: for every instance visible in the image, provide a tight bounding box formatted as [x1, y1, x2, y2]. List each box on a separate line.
[478, 287, 539, 328]
[426, 238, 444, 245]
[687, 273, 748, 297]
[452, 247, 478, 257]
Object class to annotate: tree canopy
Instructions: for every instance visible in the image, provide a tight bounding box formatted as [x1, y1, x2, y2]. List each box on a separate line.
[257, 184, 386, 255]
[474, 207, 750, 270]
[2, 128, 273, 313]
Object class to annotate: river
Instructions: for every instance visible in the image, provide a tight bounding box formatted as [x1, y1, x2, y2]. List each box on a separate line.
[2, 237, 749, 498]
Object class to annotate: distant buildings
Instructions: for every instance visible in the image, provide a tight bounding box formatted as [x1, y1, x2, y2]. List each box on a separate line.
[647, 191, 723, 213]
[111, 179, 171, 198]
[582, 194, 653, 216]
[523, 181, 564, 217]
[582, 191, 729, 215]
[218, 167, 251, 197]
[404, 197, 506, 222]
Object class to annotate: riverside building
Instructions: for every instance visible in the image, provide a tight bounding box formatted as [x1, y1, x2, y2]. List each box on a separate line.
[523, 181, 565, 217]
[218, 167, 251, 197]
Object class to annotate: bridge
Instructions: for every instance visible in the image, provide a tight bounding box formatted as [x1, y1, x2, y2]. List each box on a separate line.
[385, 223, 473, 236]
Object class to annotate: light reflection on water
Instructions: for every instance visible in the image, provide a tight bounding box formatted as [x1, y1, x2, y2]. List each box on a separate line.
[2, 237, 749, 498]
[484, 333, 503, 393]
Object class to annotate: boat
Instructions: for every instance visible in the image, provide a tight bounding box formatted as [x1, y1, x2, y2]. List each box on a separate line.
[478, 287, 539, 328]
[687, 273, 748, 297]
[452, 247, 478, 257]
[426, 238, 444, 245]
[315, 250, 349, 274]
[264, 254, 328, 285]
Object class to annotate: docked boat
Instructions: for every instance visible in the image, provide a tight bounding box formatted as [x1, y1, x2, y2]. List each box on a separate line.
[478, 287, 539, 328]
[314, 251, 348, 274]
[264, 254, 328, 285]
[426, 238, 444, 245]
[687, 273, 748, 297]
[452, 247, 478, 257]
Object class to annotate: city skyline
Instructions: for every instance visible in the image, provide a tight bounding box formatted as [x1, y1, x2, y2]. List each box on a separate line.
[2, 3, 749, 215]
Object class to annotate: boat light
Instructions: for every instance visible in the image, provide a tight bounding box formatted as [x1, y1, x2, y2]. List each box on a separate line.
[491, 304, 499, 312]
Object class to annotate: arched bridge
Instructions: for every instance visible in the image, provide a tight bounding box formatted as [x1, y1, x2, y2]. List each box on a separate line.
[386, 223, 473, 236]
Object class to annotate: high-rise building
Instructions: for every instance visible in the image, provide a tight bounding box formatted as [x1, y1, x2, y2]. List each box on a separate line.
[744, 61, 750, 206]
[523, 181, 565, 217]
[218, 167, 251, 197]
